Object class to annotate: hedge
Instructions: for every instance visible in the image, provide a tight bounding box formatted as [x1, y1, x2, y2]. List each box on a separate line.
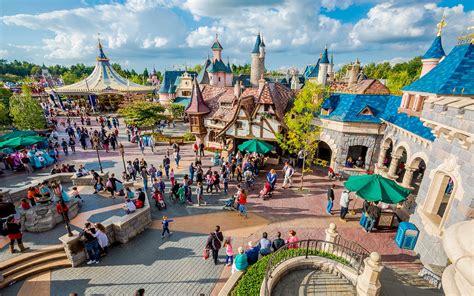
[231, 248, 350, 296]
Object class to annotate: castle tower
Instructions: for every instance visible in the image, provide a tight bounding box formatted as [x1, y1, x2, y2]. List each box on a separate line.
[186, 78, 211, 143]
[211, 34, 223, 62]
[420, 15, 446, 77]
[328, 53, 334, 82]
[250, 33, 265, 86]
[348, 58, 360, 87]
[318, 45, 329, 86]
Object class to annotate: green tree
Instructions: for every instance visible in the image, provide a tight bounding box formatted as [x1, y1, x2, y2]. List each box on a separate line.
[167, 103, 185, 119]
[276, 82, 326, 190]
[62, 71, 80, 84]
[143, 68, 149, 78]
[118, 100, 166, 129]
[188, 64, 203, 74]
[387, 71, 413, 95]
[9, 93, 46, 130]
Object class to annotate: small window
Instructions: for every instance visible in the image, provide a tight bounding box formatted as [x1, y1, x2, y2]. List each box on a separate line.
[359, 106, 374, 116]
[264, 105, 270, 112]
[235, 121, 243, 128]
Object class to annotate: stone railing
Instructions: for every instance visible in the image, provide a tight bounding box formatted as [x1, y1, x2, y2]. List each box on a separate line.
[1, 172, 75, 205]
[59, 192, 152, 267]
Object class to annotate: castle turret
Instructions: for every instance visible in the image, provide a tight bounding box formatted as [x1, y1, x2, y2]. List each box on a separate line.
[211, 34, 223, 62]
[420, 15, 446, 77]
[250, 33, 265, 86]
[348, 58, 360, 87]
[328, 54, 334, 82]
[318, 45, 329, 86]
[186, 78, 211, 142]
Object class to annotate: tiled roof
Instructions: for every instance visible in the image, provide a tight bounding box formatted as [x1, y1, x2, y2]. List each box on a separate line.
[159, 71, 185, 94]
[212, 106, 236, 122]
[252, 34, 262, 54]
[173, 97, 191, 107]
[422, 36, 445, 59]
[321, 93, 396, 123]
[305, 60, 320, 78]
[208, 59, 231, 73]
[345, 79, 390, 95]
[186, 80, 211, 114]
[402, 43, 474, 95]
[212, 40, 223, 50]
[233, 74, 252, 87]
[257, 82, 294, 119]
[380, 96, 435, 141]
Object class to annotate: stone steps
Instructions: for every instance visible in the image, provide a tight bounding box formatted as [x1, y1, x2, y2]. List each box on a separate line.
[0, 244, 71, 289]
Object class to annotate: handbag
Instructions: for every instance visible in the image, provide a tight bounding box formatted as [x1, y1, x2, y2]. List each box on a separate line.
[203, 248, 210, 260]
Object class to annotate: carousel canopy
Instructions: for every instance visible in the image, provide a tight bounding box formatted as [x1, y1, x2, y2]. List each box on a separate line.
[52, 40, 155, 96]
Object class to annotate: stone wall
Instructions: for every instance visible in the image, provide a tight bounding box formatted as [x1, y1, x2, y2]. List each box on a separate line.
[409, 98, 474, 268]
[20, 199, 81, 232]
[320, 128, 382, 173]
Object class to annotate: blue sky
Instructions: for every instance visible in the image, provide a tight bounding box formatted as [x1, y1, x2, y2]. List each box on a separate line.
[1, 0, 472, 73]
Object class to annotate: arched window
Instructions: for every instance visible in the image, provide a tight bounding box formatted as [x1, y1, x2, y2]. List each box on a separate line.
[424, 172, 456, 226]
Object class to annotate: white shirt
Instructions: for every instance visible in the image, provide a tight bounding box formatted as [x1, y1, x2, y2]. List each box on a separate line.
[340, 191, 350, 208]
[95, 230, 109, 248]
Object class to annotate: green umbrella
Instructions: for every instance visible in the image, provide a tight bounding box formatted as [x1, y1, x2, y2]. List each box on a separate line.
[238, 138, 274, 154]
[1, 147, 15, 154]
[0, 130, 38, 142]
[0, 135, 45, 148]
[344, 174, 411, 204]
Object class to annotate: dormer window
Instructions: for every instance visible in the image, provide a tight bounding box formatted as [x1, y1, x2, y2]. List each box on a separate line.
[321, 108, 331, 116]
[359, 106, 374, 116]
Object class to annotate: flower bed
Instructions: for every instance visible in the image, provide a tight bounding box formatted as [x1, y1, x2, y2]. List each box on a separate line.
[231, 248, 350, 296]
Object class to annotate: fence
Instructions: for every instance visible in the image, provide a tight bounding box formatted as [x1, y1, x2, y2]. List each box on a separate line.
[264, 239, 370, 295]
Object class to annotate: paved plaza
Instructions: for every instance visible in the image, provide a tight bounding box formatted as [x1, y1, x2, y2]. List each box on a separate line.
[1, 120, 441, 295]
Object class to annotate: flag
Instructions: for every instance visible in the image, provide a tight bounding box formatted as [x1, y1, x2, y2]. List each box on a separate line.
[49, 93, 58, 107]
[88, 94, 97, 112]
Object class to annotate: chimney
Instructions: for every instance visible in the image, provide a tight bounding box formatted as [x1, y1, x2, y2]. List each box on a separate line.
[234, 80, 241, 98]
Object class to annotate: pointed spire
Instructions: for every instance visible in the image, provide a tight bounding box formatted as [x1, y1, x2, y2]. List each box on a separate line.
[321, 45, 329, 64]
[97, 37, 109, 61]
[211, 34, 223, 50]
[252, 33, 262, 54]
[330, 53, 334, 65]
[186, 78, 210, 114]
[260, 33, 265, 47]
[437, 12, 447, 36]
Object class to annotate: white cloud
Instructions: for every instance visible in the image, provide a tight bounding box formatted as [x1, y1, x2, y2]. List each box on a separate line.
[0, 49, 8, 57]
[321, 0, 354, 11]
[143, 37, 169, 48]
[2, 0, 186, 61]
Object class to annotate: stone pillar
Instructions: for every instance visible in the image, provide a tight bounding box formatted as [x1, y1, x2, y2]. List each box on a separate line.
[387, 156, 400, 179]
[376, 147, 388, 170]
[324, 223, 339, 253]
[401, 168, 416, 188]
[59, 230, 86, 267]
[356, 252, 384, 296]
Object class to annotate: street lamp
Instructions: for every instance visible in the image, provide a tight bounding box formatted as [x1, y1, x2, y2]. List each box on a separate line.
[119, 143, 126, 172]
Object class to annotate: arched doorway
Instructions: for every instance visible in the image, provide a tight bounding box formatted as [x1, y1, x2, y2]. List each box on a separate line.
[315, 141, 332, 165]
[404, 157, 427, 193]
[383, 141, 393, 169]
[390, 145, 408, 180]
[346, 145, 368, 168]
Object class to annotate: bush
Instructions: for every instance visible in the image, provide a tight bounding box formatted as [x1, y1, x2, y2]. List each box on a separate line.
[183, 132, 195, 142]
[231, 248, 350, 296]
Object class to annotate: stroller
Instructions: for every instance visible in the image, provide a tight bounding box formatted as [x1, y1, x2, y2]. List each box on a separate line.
[258, 182, 273, 200]
[152, 190, 167, 210]
[223, 195, 238, 211]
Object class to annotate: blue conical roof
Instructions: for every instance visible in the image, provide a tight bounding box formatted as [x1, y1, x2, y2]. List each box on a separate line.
[321, 47, 329, 64]
[252, 34, 262, 54]
[422, 36, 445, 59]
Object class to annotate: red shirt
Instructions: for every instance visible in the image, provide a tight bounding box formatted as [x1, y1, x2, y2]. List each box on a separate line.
[238, 193, 247, 205]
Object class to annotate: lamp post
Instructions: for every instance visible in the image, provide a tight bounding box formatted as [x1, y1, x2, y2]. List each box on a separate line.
[119, 143, 126, 172]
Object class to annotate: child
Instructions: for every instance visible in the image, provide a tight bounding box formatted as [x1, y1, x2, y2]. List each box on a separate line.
[223, 171, 229, 195]
[21, 198, 31, 210]
[71, 186, 82, 201]
[196, 181, 205, 206]
[126, 187, 135, 199]
[161, 216, 174, 238]
[170, 168, 175, 186]
[224, 237, 234, 266]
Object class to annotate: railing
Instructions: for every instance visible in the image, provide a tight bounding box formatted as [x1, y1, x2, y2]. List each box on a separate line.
[264, 239, 369, 296]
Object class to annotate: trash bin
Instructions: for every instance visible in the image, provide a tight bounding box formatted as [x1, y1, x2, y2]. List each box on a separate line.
[395, 222, 419, 250]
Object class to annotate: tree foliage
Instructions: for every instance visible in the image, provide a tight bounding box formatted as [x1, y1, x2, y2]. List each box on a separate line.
[336, 56, 422, 94]
[9, 93, 46, 130]
[118, 100, 166, 128]
[277, 81, 327, 189]
[231, 63, 251, 75]
[167, 103, 185, 119]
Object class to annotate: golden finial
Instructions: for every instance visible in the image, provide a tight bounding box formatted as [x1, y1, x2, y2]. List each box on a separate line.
[436, 13, 447, 36]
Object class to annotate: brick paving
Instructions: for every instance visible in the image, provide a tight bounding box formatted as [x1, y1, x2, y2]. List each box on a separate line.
[1, 121, 442, 295]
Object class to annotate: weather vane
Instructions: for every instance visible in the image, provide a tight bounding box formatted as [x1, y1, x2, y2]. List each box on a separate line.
[437, 13, 447, 36]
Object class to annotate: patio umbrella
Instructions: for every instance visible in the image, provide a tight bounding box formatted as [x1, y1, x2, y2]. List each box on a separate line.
[0, 135, 45, 149]
[0, 130, 38, 141]
[344, 174, 411, 204]
[0, 147, 15, 154]
[238, 138, 274, 154]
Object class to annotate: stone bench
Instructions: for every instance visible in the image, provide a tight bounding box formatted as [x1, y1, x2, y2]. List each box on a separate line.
[20, 199, 81, 232]
[218, 271, 244, 296]
[71, 171, 109, 186]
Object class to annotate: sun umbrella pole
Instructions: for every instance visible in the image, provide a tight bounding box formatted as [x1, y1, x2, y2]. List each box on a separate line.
[299, 150, 305, 191]
[350, 193, 357, 215]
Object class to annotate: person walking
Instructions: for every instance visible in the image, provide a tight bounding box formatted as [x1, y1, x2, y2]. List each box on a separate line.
[326, 184, 335, 215]
[189, 162, 195, 183]
[282, 162, 294, 189]
[140, 167, 149, 191]
[127, 161, 137, 181]
[199, 142, 205, 157]
[238, 189, 248, 218]
[6, 216, 27, 253]
[339, 190, 351, 222]
[161, 216, 174, 238]
[223, 237, 233, 267]
[196, 181, 205, 206]
[163, 155, 170, 179]
[206, 225, 224, 265]
[69, 137, 76, 153]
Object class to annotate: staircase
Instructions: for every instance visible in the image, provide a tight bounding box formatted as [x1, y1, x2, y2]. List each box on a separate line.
[0, 244, 71, 288]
